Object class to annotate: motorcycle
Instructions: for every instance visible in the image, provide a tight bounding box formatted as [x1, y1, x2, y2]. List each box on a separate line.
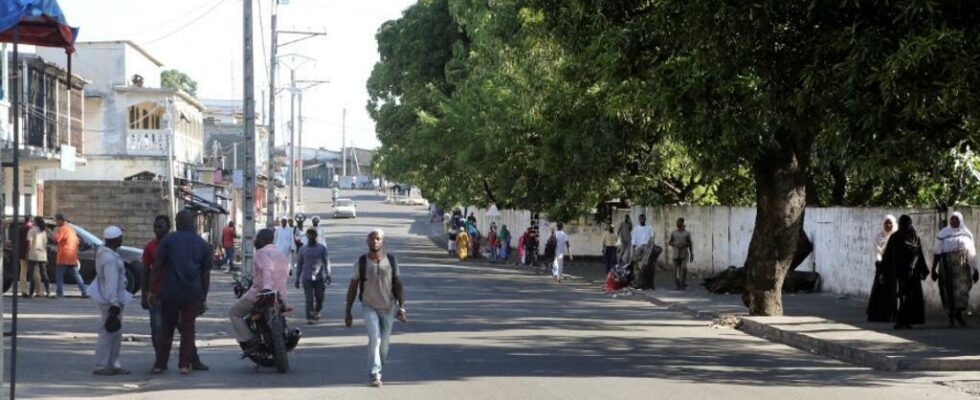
[232, 274, 301, 373]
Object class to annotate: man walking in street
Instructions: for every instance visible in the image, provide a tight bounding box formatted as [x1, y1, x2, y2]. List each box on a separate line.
[92, 226, 130, 376]
[149, 210, 212, 375]
[601, 223, 620, 274]
[142, 215, 207, 372]
[222, 221, 238, 271]
[552, 222, 572, 283]
[274, 217, 294, 265]
[345, 229, 407, 388]
[229, 228, 289, 354]
[311, 215, 327, 246]
[54, 213, 87, 298]
[296, 229, 331, 324]
[668, 218, 694, 290]
[631, 214, 657, 289]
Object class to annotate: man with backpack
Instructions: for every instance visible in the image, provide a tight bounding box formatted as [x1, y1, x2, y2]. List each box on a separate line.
[345, 229, 407, 388]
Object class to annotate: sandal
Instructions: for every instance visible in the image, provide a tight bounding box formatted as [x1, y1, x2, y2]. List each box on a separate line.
[178, 367, 191, 375]
[150, 367, 165, 375]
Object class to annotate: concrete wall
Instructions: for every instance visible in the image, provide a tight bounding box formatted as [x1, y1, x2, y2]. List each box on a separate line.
[124, 47, 162, 89]
[42, 180, 170, 248]
[37, 156, 168, 181]
[38, 42, 161, 95]
[465, 205, 979, 312]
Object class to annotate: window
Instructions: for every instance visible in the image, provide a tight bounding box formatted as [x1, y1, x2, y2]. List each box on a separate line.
[128, 101, 163, 129]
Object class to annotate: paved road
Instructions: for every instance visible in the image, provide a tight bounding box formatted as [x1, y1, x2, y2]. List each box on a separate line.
[3, 188, 976, 399]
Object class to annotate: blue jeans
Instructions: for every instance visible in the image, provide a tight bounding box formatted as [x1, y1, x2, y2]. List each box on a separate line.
[302, 279, 326, 320]
[364, 305, 397, 377]
[224, 246, 235, 269]
[56, 264, 86, 298]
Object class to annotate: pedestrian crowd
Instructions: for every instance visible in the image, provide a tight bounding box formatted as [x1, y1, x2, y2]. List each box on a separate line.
[10, 205, 410, 387]
[442, 208, 695, 289]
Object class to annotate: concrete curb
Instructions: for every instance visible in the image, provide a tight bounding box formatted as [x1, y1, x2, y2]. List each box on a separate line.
[638, 290, 980, 372]
[738, 317, 902, 371]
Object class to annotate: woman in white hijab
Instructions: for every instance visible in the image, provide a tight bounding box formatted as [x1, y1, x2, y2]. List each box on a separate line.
[867, 215, 898, 322]
[932, 212, 980, 327]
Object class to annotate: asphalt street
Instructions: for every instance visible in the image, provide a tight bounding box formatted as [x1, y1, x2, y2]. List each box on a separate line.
[2, 187, 977, 399]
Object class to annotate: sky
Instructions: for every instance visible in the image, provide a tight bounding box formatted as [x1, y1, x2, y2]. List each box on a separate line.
[55, 0, 417, 151]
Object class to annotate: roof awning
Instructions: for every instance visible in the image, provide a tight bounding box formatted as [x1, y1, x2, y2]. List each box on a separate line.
[0, 0, 78, 52]
[183, 191, 228, 215]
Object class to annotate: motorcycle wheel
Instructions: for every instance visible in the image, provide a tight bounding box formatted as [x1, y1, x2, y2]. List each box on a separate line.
[268, 315, 290, 373]
[241, 342, 276, 367]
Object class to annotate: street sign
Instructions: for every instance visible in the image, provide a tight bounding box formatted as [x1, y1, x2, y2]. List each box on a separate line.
[60, 144, 75, 171]
[233, 169, 244, 189]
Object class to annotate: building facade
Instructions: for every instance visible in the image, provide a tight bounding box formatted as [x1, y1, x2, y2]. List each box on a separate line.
[36, 41, 205, 183]
[0, 48, 87, 216]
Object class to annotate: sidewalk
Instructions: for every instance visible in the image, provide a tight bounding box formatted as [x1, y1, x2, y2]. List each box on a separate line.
[422, 218, 980, 371]
[560, 258, 980, 372]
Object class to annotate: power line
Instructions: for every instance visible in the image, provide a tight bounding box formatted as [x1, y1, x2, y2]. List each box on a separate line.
[302, 116, 376, 134]
[134, 0, 227, 39]
[142, 0, 232, 46]
[257, 0, 270, 79]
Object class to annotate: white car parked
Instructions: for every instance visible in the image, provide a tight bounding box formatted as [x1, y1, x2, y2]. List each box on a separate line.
[333, 198, 357, 218]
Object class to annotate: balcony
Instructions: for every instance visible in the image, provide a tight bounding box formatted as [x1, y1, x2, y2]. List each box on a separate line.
[126, 129, 169, 156]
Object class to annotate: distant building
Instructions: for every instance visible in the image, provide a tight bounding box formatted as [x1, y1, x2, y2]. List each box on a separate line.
[202, 98, 269, 173]
[201, 98, 272, 225]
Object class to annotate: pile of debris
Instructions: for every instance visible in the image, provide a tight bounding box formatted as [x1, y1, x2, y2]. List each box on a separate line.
[703, 228, 821, 294]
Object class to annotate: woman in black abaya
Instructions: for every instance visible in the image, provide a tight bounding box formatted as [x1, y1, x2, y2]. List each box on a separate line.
[883, 215, 930, 329]
[867, 215, 897, 322]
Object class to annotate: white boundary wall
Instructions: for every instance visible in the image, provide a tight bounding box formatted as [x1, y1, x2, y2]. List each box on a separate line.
[465, 205, 980, 311]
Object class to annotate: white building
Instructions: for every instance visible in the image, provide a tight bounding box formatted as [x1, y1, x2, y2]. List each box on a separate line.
[36, 41, 204, 182]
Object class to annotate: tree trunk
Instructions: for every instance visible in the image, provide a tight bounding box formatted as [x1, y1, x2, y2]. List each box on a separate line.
[742, 147, 807, 316]
[830, 165, 847, 205]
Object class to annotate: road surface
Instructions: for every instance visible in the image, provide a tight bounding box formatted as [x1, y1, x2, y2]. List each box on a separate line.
[4, 188, 976, 399]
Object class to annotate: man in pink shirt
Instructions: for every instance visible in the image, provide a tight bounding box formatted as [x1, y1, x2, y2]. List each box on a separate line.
[228, 228, 290, 354]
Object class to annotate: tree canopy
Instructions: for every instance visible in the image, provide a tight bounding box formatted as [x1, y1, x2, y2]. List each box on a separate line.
[161, 69, 198, 97]
[368, 0, 980, 314]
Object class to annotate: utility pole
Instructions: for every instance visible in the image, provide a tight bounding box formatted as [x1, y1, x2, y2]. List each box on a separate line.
[297, 91, 303, 206]
[264, 3, 326, 226]
[243, 0, 257, 276]
[288, 68, 296, 218]
[278, 57, 326, 217]
[342, 108, 347, 177]
[291, 78, 326, 208]
[265, 0, 279, 227]
[167, 99, 177, 223]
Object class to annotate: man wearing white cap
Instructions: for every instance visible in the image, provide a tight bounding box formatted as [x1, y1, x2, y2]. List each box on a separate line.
[92, 225, 131, 376]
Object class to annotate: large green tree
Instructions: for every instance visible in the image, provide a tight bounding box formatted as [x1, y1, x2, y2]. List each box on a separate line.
[370, 1, 980, 315]
[367, 0, 478, 210]
[531, 0, 980, 314]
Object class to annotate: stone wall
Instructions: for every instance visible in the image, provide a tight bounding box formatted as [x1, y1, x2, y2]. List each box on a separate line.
[43, 180, 169, 248]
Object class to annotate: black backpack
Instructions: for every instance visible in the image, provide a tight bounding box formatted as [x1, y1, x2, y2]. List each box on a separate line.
[357, 253, 401, 302]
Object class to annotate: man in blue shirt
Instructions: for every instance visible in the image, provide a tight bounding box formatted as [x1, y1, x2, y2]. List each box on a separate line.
[296, 229, 331, 324]
[148, 210, 213, 375]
